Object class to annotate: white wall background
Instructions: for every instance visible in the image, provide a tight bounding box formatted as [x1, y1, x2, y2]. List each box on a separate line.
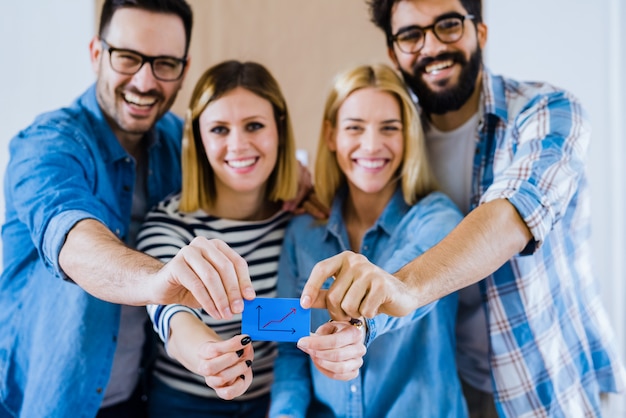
[1, 0, 625, 414]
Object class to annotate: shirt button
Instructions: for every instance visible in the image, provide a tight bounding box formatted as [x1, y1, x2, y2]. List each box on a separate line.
[363, 245, 368, 251]
[115, 229, 121, 236]
[125, 157, 131, 163]
[350, 384, 357, 393]
[123, 185, 131, 192]
[96, 387, 103, 394]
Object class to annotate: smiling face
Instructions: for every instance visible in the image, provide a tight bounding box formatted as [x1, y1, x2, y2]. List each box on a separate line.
[90, 8, 188, 148]
[388, 0, 486, 114]
[328, 87, 404, 200]
[199, 87, 279, 200]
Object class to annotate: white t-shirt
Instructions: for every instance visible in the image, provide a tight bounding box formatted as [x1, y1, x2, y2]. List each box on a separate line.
[425, 113, 492, 393]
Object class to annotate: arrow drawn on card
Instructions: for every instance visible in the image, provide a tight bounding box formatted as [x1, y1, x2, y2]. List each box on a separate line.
[256, 305, 297, 333]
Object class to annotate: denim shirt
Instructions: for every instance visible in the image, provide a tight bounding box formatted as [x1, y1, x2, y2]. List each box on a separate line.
[0, 85, 182, 418]
[270, 188, 468, 418]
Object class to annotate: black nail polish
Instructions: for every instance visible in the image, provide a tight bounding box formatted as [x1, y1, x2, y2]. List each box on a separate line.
[236, 349, 244, 357]
[241, 336, 251, 345]
[246, 360, 252, 367]
[239, 374, 245, 380]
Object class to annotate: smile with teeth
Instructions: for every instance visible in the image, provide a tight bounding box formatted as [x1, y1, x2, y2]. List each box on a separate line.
[227, 157, 257, 169]
[355, 158, 387, 169]
[123, 91, 157, 107]
[424, 60, 454, 75]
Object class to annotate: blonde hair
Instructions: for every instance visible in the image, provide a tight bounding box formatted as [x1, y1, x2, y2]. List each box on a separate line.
[179, 60, 298, 212]
[315, 63, 438, 208]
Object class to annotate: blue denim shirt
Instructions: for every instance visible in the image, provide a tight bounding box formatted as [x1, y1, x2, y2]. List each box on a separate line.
[270, 188, 468, 418]
[0, 85, 182, 418]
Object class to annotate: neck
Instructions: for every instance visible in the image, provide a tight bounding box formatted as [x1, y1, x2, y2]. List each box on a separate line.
[208, 187, 279, 221]
[428, 71, 483, 132]
[343, 183, 396, 251]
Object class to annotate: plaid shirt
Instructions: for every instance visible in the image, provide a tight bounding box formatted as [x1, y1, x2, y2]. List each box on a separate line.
[470, 69, 626, 417]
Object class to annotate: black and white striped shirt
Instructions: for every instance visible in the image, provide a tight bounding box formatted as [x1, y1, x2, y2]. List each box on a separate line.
[137, 194, 290, 401]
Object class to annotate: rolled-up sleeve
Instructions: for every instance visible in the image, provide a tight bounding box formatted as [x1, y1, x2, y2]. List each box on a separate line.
[480, 91, 590, 250]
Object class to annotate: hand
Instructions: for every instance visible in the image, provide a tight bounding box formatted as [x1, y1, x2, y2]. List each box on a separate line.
[293, 189, 329, 219]
[300, 251, 418, 320]
[297, 320, 366, 381]
[194, 335, 255, 400]
[281, 162, 329, 219]
[154, 237, 256, 319]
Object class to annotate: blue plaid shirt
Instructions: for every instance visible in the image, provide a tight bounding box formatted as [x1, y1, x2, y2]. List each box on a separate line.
[469, 69, 625, 417]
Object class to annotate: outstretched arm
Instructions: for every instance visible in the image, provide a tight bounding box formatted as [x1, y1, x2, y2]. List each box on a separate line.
[301, 199, 531, 319]
[59, 219, 256, 319]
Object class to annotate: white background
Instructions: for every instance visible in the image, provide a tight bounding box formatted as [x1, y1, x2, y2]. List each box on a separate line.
[1, 1, 625, 414]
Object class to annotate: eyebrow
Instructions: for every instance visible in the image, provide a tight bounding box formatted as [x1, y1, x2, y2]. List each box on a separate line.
[395, 11, 464, 34]
[341, 117, 402, 124]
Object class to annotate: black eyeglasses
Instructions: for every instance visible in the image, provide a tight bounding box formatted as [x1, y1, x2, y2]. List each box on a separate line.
[100, 39, 187, 81]
[391, 13, 474, 54]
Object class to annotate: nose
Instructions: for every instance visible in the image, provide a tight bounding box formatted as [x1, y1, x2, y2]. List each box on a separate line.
[420, 29, 445, 57]
[227, 129, 250, 152]
[130, 61, 158, 92]
[360, 128, 381, 153]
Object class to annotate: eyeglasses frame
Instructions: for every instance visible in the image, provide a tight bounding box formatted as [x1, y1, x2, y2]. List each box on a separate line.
[100, 38, 188, 81]
[391, 13, 475, 54]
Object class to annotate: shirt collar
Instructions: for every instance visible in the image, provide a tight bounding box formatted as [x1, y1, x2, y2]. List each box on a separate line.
[323, 185, 409, 243]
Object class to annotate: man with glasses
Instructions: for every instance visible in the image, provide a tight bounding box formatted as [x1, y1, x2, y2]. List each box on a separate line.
[0, 1, 261, 417]
[300, 0, 626, 417]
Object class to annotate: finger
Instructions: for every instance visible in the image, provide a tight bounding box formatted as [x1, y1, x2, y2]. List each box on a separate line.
[324, 270, 357, 320]
[204, 357, 253, 391]
[301, 252, 350, 309]
[299, 324, 363, 352]
[189, 237, 249, 318]
[211, 239, 255, 307]
[197, 336, 254, 381]
[210, 366, 253, 400]
[168, 251, 220, 318]
[305, 192, 330, 217]
[198, 335, 253, 360]
[300, 200, 329, 220]
[313, 356, 363, 381]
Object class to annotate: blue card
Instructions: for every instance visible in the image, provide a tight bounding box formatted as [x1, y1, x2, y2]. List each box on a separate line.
[242, 297, 310, 342]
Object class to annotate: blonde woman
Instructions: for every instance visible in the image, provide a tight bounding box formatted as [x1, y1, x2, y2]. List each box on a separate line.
[137, 60, 299, 417]
[270, 64, 468, 417]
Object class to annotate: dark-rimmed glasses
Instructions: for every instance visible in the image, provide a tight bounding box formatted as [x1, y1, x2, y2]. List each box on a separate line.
[391, 13, 475, 54]
[100, 39, 187, 81]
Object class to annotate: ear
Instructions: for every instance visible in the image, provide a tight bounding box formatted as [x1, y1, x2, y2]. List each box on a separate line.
[323, 120, 336, 152]
[476, 22, 488, 50]
[387, 46, 400, 70]
[89, 36, 102, 75]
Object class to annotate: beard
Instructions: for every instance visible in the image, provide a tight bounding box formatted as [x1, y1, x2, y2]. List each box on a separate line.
[400, 46, 482, 115]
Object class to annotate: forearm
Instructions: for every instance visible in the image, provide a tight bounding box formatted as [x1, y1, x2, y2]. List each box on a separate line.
[397, 199, 533, 307]
[167, 311, 220, 372]
[59, 218, 162, 305]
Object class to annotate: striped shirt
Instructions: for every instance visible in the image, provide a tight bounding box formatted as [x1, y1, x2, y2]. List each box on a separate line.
[137, 194, 290, 401]
[460, 68, 626, 417]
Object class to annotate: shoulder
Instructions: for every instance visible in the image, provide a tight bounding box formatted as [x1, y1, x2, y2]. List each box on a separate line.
[485, 69, 586, 123]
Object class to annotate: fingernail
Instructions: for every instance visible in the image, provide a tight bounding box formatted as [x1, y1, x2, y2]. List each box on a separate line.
[241, 336, 251, 345]
[246, 360, 252, 367]
[232, 299, 243, 314]
[239, 374, 245, 380]
[244, 287, 256, 299]
[301, 295, 311, 308]
[236, 349, 244, 357]
[297, 339, 308, 349]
